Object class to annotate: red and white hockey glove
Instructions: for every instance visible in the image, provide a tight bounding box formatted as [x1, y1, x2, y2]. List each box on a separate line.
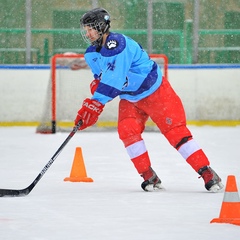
[74, 98, 104, 130]
[90, 79, 100, 95]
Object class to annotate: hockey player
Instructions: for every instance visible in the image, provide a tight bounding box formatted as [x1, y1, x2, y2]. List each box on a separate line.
[74, 8, 223, 192]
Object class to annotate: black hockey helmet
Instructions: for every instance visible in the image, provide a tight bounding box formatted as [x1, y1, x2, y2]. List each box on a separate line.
[80, 8, 111, 46]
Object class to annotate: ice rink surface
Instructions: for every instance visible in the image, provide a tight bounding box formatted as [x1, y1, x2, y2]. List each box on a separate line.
[0, 126, 239, 240]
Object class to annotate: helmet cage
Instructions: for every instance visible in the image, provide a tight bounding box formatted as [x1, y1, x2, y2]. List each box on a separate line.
[80, 21, 109, 46]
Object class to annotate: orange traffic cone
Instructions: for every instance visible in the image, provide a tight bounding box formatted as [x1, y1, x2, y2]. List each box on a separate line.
[64, 147, 93, 182]
[210, 175, 240, 226]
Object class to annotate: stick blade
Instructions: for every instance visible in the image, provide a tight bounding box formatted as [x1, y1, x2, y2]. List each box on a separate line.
[0, 188, 30, 197]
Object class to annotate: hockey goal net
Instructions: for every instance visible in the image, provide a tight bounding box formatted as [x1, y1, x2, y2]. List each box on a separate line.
[36, 53, 168, 133]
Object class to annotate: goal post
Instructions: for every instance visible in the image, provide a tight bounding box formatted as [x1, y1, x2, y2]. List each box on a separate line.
[36, 53, 168, 134]
[51, 53, 86, 133]
[36, 53, 88, 134]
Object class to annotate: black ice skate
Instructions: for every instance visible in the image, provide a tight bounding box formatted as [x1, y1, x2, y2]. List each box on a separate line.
[198, 166, 224, 192]
[141, 167, 163, 191]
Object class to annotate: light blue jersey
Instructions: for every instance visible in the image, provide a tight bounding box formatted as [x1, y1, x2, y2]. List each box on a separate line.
[84, 32, 162, 105]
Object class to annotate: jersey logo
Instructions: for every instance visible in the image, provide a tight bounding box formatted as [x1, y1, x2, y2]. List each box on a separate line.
[106, 40, 118, 49]
[107, 60, 116, 71]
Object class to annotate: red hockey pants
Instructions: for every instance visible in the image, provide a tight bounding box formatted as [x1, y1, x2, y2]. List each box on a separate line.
[118, 77, 209, 174]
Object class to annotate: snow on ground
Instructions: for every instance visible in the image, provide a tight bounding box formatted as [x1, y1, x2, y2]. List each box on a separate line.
[0, 126, 239, 240]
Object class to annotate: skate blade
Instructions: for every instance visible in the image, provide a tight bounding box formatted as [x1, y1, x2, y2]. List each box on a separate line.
[209, 182, 224, 193]
[145, 183, 165, 192]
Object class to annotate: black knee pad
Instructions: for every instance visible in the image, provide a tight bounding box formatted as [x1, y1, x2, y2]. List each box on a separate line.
[175, 136, 192, 149]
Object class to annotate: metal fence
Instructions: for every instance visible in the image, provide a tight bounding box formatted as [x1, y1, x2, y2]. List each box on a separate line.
[0, 0, 239, 64]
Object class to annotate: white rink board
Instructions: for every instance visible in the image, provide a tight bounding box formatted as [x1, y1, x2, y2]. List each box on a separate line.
[0, 65, 240, 122]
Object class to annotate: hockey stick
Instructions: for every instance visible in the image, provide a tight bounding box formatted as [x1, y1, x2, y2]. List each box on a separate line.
[0, 120, 83, 197]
